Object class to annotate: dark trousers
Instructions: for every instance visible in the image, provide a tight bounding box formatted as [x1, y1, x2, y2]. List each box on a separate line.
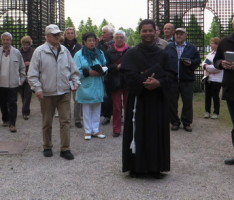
[169, 81, 194, 126]
[101, 90, 112, 118]
[226, 100, 234, 146]
[19, 81, 32, 115]
[205, 81, 221, 114]
[0, 87, 18, 126]
[1, 98, 8, 123]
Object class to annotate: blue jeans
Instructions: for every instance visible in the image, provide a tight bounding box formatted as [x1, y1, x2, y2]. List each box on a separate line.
[226, 100, 234, 146]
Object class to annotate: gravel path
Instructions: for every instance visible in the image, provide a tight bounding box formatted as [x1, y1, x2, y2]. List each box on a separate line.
[0, 95, 234, 200]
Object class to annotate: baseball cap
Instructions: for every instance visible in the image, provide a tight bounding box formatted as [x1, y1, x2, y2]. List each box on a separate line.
[45, 24, 62, 35]
[175, 28, 186, 33]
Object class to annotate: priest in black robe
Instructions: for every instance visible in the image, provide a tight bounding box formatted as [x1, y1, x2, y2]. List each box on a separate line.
[121, 19, 175, 178]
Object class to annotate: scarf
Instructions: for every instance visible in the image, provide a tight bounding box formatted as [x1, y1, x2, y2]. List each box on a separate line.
[3, 49, 10, 57]
[82, 46, 104, 65]
[114, 43, 128, 52]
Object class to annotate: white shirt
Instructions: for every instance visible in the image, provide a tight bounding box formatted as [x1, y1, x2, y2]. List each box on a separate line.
[0, 54, 10, 87]
[202, 51, 223, 83]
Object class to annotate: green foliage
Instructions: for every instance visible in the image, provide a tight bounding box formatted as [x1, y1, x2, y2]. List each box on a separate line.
[0, 15, 27, 47]
[186, 14, 204, 47]
[65, 17, 75, 28]
[172, 15, 184, 29]
[65, 17, 142, 46]
[222, 14, 234, 37]
[204, 17, 220, 46]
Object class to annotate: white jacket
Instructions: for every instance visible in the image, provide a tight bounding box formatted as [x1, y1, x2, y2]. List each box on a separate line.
[28, 42, 80, 96]
[202, 51, 223, 83]
[0, 46, 26, 88]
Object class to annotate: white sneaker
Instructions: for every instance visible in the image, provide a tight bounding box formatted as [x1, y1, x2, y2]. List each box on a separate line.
[211, 114, 218, 119]
[93, 133, 106, 139]
[204, 112, 210, 119]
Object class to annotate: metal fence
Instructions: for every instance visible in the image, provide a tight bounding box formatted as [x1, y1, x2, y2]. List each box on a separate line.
[0, 0, 65, 48]
[148, 0, 234, 92]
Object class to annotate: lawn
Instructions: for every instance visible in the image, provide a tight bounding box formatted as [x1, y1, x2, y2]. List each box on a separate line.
[193, 92, 232, 127]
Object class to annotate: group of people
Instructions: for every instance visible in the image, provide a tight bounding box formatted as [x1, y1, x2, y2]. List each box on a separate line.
[1, 18, 234, 177]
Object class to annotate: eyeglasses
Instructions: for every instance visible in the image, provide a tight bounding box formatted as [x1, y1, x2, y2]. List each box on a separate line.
[51, 33, 61, 37]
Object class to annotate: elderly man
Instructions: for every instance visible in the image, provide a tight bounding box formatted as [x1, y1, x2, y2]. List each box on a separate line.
[0, 32, 26, 132]
[213, 18, 234, 165]
[28, 24, 80, 160]
[165, 28, 201, 132]
[163, 23, 175, 43]
[62, 27, 83, 128]
[97, 25, 115, 125]
[155, 25, 168, 49]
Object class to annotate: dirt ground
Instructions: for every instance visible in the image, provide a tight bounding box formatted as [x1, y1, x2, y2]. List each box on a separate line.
[0, 94, 234, 200]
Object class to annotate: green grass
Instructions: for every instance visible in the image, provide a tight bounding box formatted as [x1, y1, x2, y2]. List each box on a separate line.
[178, 92, 232, 127]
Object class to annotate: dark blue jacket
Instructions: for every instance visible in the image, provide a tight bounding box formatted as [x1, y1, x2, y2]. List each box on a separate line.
[165, 42, 201, 81]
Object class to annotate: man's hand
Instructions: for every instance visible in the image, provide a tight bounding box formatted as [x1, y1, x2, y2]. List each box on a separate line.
[143, 73, 160, 90]
[24, 61, 30, 66]
[71, 85, 79, 92]
[222, 60, 232, 69]
[36, 91, 44, 100]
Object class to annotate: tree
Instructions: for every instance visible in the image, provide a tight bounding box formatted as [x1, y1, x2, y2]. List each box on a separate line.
[186, 14, 204, 47]
[172, 14, 184, 29]
[65, 17, 75, 28]
[222, 14, 234, 37]
[204, 17, 220, 46]
[0, 15, 27, 47]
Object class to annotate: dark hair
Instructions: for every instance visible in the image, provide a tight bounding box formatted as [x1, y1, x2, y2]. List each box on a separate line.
[82, 32, 97, 42]
[138, 19, 156, 32]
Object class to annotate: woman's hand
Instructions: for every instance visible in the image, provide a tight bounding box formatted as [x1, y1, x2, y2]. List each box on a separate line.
[89, 69, 100, 76]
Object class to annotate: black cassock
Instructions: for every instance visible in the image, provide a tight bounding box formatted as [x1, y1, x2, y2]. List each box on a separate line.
[121, 43, 174, 173]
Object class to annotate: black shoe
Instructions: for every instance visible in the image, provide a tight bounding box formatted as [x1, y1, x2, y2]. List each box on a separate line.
[171, 124, 180, 131]
[60, 150, 74, 160]
[129, 171, 146, 178]
[75, 122, 83, 128]
[224, 158, 234, 165]
[150, 172, 165, 179]
[2, 121, 8, 127]
[184, 125, 192, 132]
[102, 117, 110, 125]
[113, 132, 120, 137]
[43, 149, 53, 157]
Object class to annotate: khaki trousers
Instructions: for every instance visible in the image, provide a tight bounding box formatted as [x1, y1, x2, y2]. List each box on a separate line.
[40, 93, 71, 151]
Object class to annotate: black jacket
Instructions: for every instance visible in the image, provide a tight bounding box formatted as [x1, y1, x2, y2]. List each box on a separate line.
[62, 39, 82, 58]
[214, 33, 234, 100]
[165, 42, 201, 81]
[105, 44, 130, 91]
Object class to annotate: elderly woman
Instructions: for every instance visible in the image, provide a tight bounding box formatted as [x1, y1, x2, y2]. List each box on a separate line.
[105, 30, 130, 137]
[19, 36, 34, 120]
[74, 32, 107, 140]
[202, 37, 223, 119]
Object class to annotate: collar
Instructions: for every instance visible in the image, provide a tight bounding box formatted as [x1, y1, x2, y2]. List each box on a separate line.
[175, 41, 187, 47]
[3, 47, 11, 57]
[47, 42, 60, 50]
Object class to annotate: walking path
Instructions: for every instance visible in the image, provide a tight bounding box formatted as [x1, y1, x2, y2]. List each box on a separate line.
[0, 95, 234, 200]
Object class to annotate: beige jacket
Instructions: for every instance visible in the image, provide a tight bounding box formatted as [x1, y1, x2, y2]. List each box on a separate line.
[0, 46, 26, 88]
[28, 42, 80, 96]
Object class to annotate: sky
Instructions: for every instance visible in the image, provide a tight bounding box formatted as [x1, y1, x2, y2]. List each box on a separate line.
[64, 0, 212, 33]
[64, 0, 147, 30]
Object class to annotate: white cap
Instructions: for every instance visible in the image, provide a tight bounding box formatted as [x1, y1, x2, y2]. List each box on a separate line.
[175, 28, 186, 33]
[45, 24, 62, 35]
